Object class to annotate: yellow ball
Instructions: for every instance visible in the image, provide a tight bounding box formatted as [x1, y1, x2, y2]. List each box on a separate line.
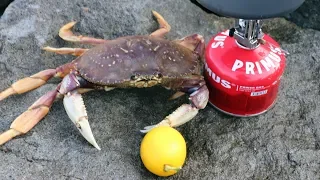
[140, 126, 187, 177]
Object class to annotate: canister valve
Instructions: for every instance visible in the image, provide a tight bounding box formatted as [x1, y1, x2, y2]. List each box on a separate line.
[230, 19, 264, 49]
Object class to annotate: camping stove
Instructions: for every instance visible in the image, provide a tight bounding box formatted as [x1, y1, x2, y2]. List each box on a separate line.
[193, 0, 305, 116]
[204, 19, 287, 116]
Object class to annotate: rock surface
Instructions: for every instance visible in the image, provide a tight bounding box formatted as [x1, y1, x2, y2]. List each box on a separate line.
[286, 0, 320, 30]
[0, 0, 319, 179]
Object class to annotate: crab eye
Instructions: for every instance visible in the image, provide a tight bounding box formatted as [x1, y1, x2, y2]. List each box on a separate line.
[155, 72, 163, 78]
[131, 75, 137, 80]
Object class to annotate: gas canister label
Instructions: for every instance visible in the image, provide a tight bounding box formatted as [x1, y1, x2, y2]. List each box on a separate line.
[237, 85, 267, 92]
[205, 62, 276, 93]
[210, 30, 229, 48]
[250, 90, 268, 96]
[231, 51, 281, 75]
[204, 62, 232, 89]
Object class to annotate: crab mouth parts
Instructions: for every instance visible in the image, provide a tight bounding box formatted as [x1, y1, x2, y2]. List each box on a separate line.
[130, 75, 162, 88]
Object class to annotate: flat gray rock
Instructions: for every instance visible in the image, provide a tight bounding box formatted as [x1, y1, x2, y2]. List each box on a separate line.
[0, 0, 319, 179]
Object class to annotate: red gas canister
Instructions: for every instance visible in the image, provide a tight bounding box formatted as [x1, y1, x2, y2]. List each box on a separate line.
[204, 29, 286, 117]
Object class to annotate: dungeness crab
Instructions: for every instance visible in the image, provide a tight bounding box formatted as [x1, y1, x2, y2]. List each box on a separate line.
[0, 11, 208, 150]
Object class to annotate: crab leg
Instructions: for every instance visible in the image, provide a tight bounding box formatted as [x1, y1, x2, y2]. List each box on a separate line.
[43, 46, 89, 56]
[174, 34, 205, 58]
[59, 21, 107, 45]
[0, 69, 56, 101]
[0, 89, 59, 145]
[169, 91, 186, 100]
[0, 62, 75, 101]
[141, 80, 209, 133]
[149, 10, 171, 38]
[0, 72, 99, 149]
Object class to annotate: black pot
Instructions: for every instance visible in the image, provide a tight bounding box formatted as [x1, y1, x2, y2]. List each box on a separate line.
[195, 0, 306, 19]
[0, 0, 13, 8]
[0, 0, 13, 15]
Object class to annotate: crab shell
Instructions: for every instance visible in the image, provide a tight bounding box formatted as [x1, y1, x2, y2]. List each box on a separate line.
[74, 35, 203, 88]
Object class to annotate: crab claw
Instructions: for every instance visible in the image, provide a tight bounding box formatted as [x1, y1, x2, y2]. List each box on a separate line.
[63, 90, 101, 150]
[140, 104, 199, 133]
[140, 85, 209, 133]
